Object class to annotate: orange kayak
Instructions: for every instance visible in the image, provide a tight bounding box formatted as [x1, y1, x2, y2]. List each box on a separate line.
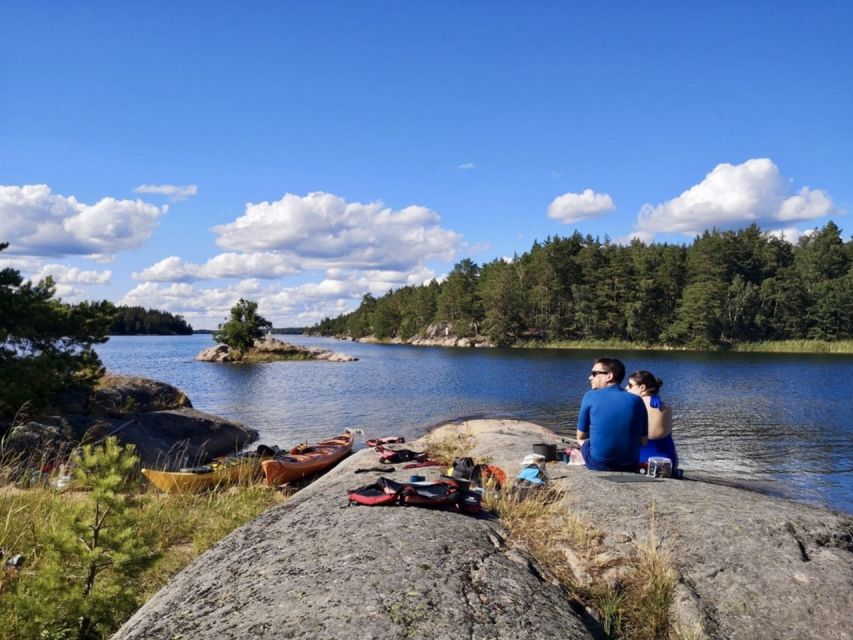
[261, 431, 353, 486]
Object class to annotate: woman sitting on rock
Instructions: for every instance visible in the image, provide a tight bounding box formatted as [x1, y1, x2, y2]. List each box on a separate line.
[626, 370, 678, 470]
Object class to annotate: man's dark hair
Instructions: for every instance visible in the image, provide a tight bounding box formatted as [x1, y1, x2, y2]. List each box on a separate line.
[595, 357, 625, 383]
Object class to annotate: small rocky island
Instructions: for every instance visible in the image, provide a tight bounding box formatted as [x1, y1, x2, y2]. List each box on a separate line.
[196, 336, 358, 363]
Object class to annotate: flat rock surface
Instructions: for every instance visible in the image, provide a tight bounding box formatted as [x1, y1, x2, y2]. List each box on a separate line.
[547, 464, 853, 640]
[115, 420, 853, 640]
[114, 420, 592, 640]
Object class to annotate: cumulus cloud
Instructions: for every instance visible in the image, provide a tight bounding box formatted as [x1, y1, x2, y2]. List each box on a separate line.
[123, 262, 440, 328]
[121, 276, 367, 328]
[134, 184, 198, 201]
[457, 162, 476, 171]
[0, 184, 167, 259]
[35, 264, 112, 285]
[132, 252, 301, 282]
[126, 191, 463, 326]
[634, 158, 838, 240]
[548, 189, 616, 224]
[210, 192, 461, 270]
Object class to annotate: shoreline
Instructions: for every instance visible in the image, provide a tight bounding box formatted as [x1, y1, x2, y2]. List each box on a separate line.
[329, 334, 853, 355]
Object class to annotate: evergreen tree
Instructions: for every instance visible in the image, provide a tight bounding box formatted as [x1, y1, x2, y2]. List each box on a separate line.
[212, 298, 272, 354]
[7, 438, 156, 639]
[0, 243, 115, 419]
[478, 259, 523, 346]
[436, 259, 482, 336]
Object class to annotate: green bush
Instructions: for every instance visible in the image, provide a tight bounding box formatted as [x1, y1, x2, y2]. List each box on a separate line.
[212, 298, 272, 355]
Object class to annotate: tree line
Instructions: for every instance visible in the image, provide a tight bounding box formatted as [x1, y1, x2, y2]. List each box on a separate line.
[109, 306, 193, 335]
[311, 222, 853, 348]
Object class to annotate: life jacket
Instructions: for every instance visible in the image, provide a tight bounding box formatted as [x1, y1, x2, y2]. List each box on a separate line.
[374, 445, 427, 465]
[366, 436, 406, 447]
[347, 477, 481, 514]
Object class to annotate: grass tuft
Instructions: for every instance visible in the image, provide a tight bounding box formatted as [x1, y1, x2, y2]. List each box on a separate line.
[487, 484, 676, 640]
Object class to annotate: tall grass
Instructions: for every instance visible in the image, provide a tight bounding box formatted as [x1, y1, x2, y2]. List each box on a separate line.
[732, 339, 853, 354]
[516, 338, 657, 351]
[486, 486, 676, 640]
[519, 337, 853, 354]
[0, 442, 284, 640]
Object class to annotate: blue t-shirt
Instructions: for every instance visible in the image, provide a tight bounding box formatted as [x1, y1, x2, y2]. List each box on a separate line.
[577, 385, 647, 469]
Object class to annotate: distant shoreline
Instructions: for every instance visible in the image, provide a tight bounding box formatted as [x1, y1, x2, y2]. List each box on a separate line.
[334, 334, 853, 355]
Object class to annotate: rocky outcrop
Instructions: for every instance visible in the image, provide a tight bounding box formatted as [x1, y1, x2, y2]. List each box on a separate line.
[91, 375, 193, 415]
[356, 323, 493, 348]
[431, 421, 853, 640]
[115, 420, 852, 640]
[114, 422, 592, 640]
[1, 376, 256, 471]
[196, 336, 357, 362]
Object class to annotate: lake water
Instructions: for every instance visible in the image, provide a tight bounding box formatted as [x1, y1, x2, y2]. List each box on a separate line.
[96, 334, 853, 514]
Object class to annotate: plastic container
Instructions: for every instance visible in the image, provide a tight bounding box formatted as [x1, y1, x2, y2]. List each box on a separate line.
[647, 457, 673, 478]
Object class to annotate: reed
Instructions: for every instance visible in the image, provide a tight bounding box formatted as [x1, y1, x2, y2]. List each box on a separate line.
[487, 485, 676, 640]
[732, 339, 853, 353]
[517, 338, 661, 351]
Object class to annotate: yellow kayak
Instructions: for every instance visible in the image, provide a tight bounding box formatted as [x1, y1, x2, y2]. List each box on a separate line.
[141, 454, 266, 493]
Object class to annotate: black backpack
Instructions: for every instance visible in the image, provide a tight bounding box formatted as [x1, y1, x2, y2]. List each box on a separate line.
[451, 457, 481, 484]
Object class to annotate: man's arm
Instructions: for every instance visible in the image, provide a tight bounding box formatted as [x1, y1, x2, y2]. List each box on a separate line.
[576, 392, 592, 444]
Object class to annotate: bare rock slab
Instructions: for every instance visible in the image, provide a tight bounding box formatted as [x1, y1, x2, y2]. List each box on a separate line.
[114, 427, 592, 640]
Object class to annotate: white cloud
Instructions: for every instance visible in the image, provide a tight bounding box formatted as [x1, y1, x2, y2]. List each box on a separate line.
[457, 162, 476, 171]
[121, 276, 368, 329]
[548, 188, 616, 223]
[126, 191, 465, 327]
[134, 184, 198, 201]
[211, 192, 461, 270]
[634, 158, 838, 240]
[0, 184, 167, 259]
[35, 264, 112, 285]
[28, 264, 111, 302]
[766, 226, 817, 245]
[132, 252, 301, 282]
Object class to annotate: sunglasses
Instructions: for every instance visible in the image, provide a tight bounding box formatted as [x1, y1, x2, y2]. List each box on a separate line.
[589, 370, 609, 377]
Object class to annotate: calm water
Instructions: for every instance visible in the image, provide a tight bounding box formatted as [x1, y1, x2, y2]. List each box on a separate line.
[96, 334, 853, 514]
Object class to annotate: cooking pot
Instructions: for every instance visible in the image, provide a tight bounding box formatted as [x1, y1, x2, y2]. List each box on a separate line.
[532, 443, 557, 462]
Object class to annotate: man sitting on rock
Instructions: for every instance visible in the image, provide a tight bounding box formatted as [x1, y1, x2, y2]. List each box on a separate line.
[576, 357, 647, 472]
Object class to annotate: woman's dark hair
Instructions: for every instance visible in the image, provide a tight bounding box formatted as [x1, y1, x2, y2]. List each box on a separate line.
[629, 370, 663, 394]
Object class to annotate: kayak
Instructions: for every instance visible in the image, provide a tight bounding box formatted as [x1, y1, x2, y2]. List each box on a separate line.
[141, 452, 267, 494]
[261, 431, 353, 486]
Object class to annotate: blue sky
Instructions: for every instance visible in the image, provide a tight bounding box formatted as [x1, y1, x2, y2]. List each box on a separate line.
[1, 1, 850, 328]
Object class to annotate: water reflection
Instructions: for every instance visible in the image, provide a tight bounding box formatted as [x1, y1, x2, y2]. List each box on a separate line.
[96, 334, 853, 513]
